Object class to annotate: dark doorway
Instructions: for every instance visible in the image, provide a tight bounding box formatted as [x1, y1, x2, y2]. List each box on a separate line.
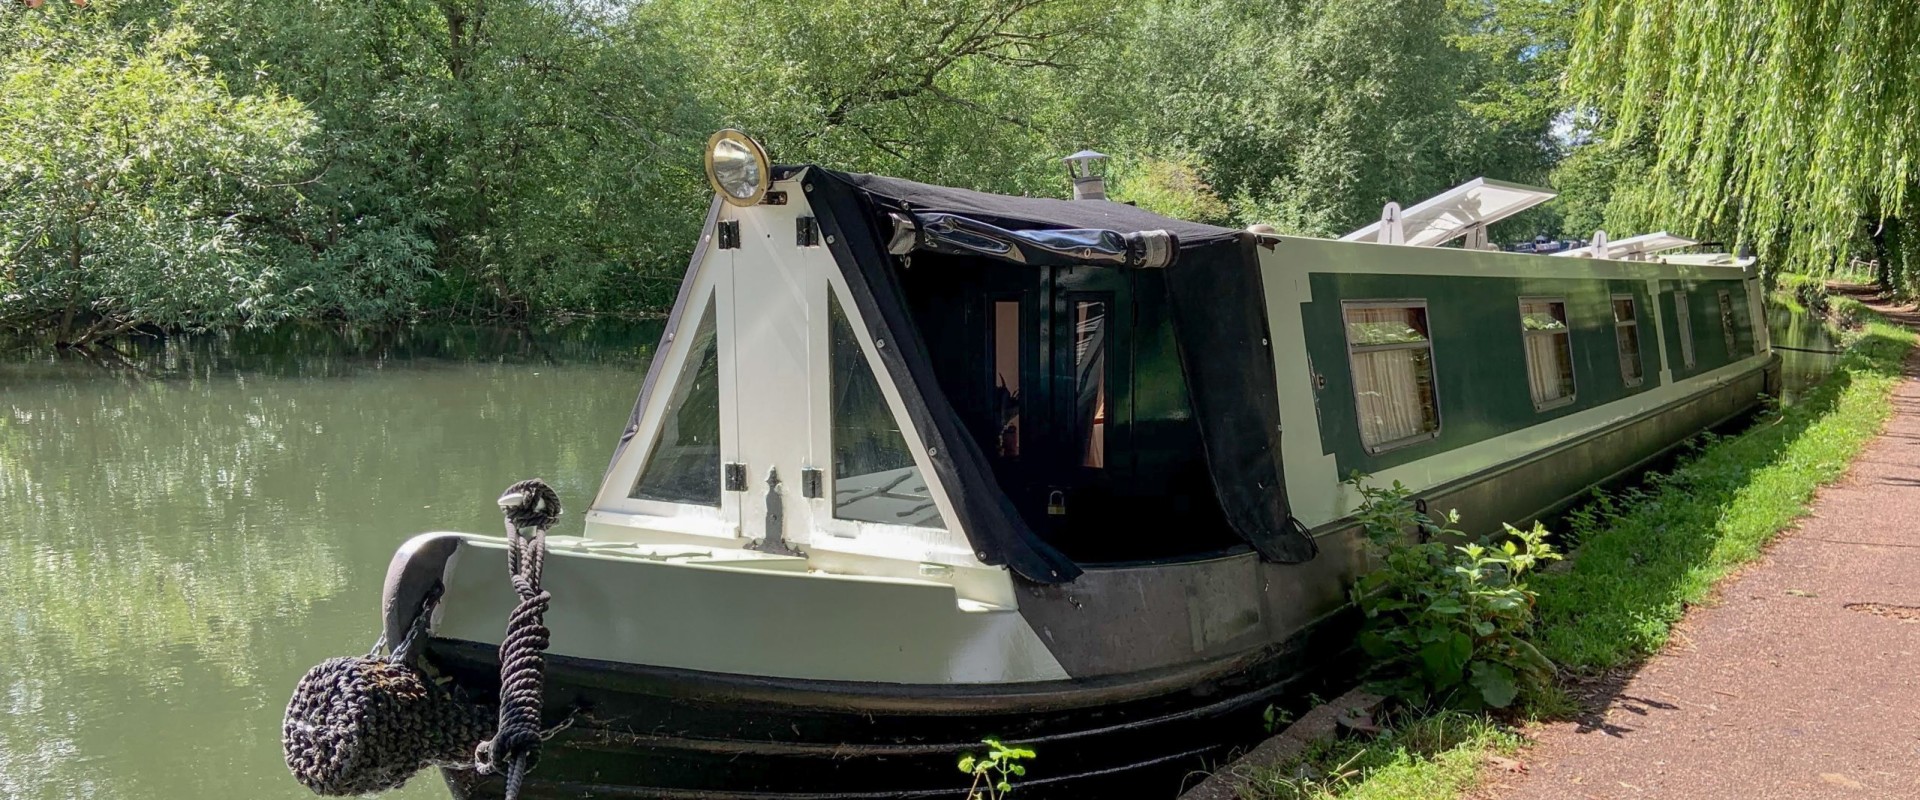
[900, 255, 1236, 562]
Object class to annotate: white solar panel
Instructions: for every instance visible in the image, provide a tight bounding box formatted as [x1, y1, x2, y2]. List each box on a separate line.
[1342, 178, 1557, 248]
[1656, 253, 1757, 268]
[1552, 231, 1698, 260]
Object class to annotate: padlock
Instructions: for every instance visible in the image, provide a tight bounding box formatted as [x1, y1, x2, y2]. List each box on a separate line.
[1046, 490, 1067, 516]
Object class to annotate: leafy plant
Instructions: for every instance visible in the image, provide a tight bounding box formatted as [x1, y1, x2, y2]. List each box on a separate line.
[1346, 473, 1561, 709]
[1261, 703, 1296, 734]
[957, 738, 1035, 800]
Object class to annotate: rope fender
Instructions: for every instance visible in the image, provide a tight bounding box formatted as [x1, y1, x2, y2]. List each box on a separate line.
[281, 587, 494, 796]
[473, 478, 560, 800]
[281, 479, 561, 799]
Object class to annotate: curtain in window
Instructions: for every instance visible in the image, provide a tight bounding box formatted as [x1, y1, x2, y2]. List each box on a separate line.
[1352, 347, 1434, 446]
[1524, 334, 1574, 405]
[1520, 300, 1574, 407]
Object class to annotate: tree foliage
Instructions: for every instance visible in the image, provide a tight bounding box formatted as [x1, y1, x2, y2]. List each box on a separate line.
[1, 0, 1570, 343]
[1568, 0, 1920, 284]
[0, 3, 314, 345]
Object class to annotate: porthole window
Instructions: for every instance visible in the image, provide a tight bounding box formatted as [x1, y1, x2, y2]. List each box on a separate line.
[1612, 295, 1644, 387]
[1520, 298, 1576, 411]
[1343, 302, 1440, 452]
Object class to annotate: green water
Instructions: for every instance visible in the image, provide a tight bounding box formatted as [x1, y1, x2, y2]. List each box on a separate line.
[1770, 303, 1848, 403]
[0, 324, 659, 800]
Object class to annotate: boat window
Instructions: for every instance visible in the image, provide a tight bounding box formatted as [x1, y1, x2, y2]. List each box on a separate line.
[1718, 290, 1739, 356]
[1613, 295, 1644, 387]
[1675, 289, 1696, 368]
[1343, 302, 1440, 452]
[828, 294, 946, 529]
[631, 295, 722, 506]
[990, 298, 1022, 459]
[1070, 294, 1111, 469]
[1520, 298, 1576, 410]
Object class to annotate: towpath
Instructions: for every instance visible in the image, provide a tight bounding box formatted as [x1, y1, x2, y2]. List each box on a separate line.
[1480, 295, 1920, 799]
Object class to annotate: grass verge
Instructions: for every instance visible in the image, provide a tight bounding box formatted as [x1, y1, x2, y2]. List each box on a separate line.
[1241, 305, 1917, 800]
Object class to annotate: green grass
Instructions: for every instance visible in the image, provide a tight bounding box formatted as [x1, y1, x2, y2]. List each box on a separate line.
[1240, 306, 1917, 800]
[1244, 712, 1521, 800]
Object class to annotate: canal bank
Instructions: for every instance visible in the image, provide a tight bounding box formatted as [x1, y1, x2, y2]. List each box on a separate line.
[1220, 289, 1918, 800]
[1482, 292, 1920, 799]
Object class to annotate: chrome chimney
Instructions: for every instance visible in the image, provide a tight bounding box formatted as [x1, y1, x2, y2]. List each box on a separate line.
[1063, 150, 1109, 201]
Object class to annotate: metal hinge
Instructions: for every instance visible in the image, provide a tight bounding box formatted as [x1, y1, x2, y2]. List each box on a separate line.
[717, 220, 741, 250]
[796, 216, 819, 247]
[800, 467, 822, 499]
[724, 462, 747, 491]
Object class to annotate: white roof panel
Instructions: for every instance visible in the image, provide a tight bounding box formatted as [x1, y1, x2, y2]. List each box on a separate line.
[1552, 231, 1698, 260]
[1656, 252, 1757, 268]
[1341, 178, 1557, 247]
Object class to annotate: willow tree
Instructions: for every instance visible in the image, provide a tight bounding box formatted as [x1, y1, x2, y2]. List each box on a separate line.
[1569, 0, 1920, 283]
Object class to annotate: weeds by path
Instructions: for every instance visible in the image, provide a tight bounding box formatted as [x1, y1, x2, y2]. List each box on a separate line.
[1240, 307, 1918, 800]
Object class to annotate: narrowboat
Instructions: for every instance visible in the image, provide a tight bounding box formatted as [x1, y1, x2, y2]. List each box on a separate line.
[363, 132, 1776, 799]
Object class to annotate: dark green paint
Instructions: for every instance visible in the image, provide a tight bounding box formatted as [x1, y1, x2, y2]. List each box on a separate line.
[1303, 273, 1755, 476]
[1661, 279, 1757, 381]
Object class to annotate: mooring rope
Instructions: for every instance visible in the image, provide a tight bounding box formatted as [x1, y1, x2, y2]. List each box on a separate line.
[473, 478, 560, 800]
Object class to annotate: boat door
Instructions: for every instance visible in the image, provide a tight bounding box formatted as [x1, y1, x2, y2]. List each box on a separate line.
[726, 200, 818, 551]
[600, 190, 959, 551]
[594, 202, 818, 549]
[979, 264, 1133, 544]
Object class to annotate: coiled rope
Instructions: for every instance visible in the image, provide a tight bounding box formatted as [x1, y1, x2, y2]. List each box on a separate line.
[472, 478, 560, 800]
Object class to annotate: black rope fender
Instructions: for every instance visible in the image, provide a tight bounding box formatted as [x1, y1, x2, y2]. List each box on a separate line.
[282, 586, 495, 796]
[473, 478, 561, 800]
[281, 479, 563, 799]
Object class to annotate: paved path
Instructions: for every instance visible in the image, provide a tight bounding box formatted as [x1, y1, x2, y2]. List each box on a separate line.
[1484, 302, 1920, 800]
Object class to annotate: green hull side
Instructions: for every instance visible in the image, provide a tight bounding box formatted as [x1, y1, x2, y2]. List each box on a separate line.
[1301, 271, 1756, 477]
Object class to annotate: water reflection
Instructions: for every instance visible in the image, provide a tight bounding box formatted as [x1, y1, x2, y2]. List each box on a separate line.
[1769, 304, 1847, 403]
[0, 323, 657, 800]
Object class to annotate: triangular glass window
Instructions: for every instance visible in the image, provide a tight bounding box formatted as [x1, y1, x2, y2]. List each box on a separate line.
[828, 294, 946, 529]
[631, 295, 721, 506]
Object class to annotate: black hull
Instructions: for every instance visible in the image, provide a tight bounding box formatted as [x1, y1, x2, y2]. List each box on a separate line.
[426, 611, 1358, 800]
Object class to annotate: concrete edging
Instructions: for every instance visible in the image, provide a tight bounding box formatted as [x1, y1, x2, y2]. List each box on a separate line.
[1179, 688, 1386, 800]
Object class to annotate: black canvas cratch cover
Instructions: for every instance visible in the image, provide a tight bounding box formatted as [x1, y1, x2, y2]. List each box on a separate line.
[805, 169, 1315, 577]
[607, 169, 1315, 585]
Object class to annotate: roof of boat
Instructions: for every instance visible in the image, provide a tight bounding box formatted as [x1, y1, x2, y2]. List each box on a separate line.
[783, 166, 1245, 248]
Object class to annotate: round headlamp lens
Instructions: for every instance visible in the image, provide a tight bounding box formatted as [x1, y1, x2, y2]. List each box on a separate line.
[705, 130, 769, 206]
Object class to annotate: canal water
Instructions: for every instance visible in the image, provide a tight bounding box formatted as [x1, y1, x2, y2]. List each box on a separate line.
[1771, 304, 1849, 403]
[0, 306, 1846, 799]
[0, 324, 658, 800]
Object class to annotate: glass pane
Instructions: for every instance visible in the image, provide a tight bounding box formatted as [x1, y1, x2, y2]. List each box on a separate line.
[1617, 323, 1643, 384]
[1612, 297, 1635, 324]
[631, 296, 721, 506]
[1351, 346, 1439, 448]
[1676, 291, 1696, 367]
[1719, 290, 1739, 355]
[991, 299, 1021, 459]
[1520, 299, 1568, 331]
[829, 295, 945, 529]
[1345, 306, 1430, 346]
[1525, 331, 1576, 407]
[1073, 297, 1109, 468]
